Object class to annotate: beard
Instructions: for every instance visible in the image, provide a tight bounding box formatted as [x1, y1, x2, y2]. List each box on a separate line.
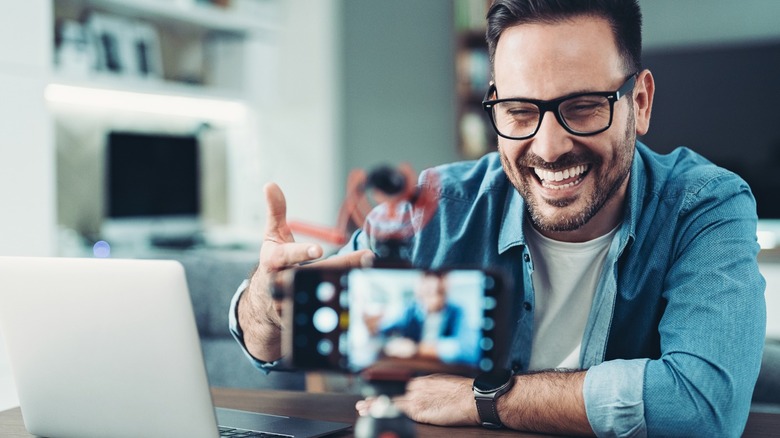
[500, 105, 636, 233]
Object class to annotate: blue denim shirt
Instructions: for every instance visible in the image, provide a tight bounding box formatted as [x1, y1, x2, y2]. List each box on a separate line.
[230, 142, 766, 437]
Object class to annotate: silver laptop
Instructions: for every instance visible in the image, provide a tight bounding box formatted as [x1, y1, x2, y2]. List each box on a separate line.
[0, 256, 350, 438]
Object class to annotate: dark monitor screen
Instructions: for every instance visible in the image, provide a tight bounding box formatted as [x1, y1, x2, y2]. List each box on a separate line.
[106, 132, 200, 218]
[640, 41, 780, 219]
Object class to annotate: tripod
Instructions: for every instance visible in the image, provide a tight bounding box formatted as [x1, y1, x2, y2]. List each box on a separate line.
[354, 368, 416, 438]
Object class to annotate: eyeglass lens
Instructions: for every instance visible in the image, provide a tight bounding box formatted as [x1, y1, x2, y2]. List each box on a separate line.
[491, 94, 613, 138]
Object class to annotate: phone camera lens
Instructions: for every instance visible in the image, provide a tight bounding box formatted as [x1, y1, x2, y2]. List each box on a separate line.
[480, 337, 495, 351]
[317, 282, 336, 302]
[313, 307, 339, 333]
[295, 291, 309, 304]
[479, 358, 495, 372]
[317, 339, 334, 355]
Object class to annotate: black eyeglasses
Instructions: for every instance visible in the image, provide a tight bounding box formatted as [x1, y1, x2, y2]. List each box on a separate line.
[482, 74, 637, 140]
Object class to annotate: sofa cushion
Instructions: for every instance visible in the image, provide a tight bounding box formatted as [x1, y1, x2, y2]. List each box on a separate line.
[200, 337, 305, 390]
[174, 251, 258, 338]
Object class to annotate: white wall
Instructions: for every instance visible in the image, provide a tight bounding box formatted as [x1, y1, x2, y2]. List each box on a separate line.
[256, 0, 341, 236]
[340, 1, 458, 179]
[0, 0, 54, 257]
[0, 0, 52, 412]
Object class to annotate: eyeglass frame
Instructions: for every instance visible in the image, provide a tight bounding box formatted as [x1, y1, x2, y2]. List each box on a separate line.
[482, 73, 638, 140]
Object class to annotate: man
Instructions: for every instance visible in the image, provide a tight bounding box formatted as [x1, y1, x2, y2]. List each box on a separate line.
[229, 0, 766, 436]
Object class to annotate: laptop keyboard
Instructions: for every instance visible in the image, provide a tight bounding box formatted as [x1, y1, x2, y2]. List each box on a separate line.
[219, 426, 293, 437]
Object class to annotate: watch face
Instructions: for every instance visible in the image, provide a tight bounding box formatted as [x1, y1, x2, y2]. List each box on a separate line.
[473, 369, 513, 392]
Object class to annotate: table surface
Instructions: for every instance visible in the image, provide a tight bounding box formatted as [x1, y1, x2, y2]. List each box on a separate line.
[1, 387, 778, 437]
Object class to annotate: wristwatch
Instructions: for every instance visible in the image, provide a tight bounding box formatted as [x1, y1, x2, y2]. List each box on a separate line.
[472, 369, 514, 429]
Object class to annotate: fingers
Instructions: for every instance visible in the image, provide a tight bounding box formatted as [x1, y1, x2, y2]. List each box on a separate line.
[355, 398, 373, 416]
[262, 242, 323, 271]
[356, 395, 408, 417]
[309, 249, 374, 269]
[259, 181, 374, 296]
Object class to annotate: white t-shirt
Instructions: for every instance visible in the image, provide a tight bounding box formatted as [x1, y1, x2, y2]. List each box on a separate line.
[526, 221, 618, 371]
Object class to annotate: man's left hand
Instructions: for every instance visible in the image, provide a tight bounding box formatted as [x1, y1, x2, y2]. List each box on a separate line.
[356, 373, 479, 426]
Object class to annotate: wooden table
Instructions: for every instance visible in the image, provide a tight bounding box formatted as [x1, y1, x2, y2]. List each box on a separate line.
[1, 388, 778, 437]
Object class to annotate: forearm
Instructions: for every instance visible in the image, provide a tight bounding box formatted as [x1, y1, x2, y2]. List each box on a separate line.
[393, 370, 594, 434]
[500, 370, 594, 436]
[236, 278, 283, 362]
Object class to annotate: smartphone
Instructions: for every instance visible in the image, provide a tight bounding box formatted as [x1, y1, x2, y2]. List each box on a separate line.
[281, 266, 512, 377]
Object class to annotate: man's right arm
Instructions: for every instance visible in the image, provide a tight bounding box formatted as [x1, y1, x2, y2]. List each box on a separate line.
[230, 182, 373, 367]
[228, 279, 280, 371]
[236, 271, 283, 362]
[230, 182, 324, 364]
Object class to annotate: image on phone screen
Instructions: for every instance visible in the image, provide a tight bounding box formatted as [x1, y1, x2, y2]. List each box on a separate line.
[286, 267, 508, 376]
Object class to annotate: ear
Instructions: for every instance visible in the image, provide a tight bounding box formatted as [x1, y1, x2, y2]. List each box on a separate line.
[633, 69, 655, 136]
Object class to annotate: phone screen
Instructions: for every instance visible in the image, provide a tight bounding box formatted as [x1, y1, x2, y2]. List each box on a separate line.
[284, 267, 509, 376]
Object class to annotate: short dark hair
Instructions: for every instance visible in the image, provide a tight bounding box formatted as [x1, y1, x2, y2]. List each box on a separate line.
[486, 0, 642, 75]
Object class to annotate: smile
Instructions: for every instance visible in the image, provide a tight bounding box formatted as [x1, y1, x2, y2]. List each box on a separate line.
[533, 164, 590, 190]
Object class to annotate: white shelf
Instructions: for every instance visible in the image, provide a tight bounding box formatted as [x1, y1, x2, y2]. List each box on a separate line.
[50, 70, 245, 101]
[47, 73, 250, 124]
[54, 0, 279, 36]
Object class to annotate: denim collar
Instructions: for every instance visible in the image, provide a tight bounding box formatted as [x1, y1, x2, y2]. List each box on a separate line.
[618, 141, 648, 253]
[498, 185, 526, 254]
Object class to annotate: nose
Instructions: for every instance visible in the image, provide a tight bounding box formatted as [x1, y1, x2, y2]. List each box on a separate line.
[529, 111, 574, 163]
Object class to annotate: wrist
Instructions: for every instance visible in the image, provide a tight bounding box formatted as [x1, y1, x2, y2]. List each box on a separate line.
[238, 282, 283, 362]
[473, 369, 514, 429]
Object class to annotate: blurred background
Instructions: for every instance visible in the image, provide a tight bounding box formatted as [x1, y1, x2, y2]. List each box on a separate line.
[1, 0, 779, 410]
[1, 0, 779, 257]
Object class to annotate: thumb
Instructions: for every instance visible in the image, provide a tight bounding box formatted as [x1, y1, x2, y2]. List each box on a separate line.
[264, 182, 292, 241]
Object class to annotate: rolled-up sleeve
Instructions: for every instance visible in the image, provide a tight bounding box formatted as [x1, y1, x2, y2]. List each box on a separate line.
[584, 359, 648, 437]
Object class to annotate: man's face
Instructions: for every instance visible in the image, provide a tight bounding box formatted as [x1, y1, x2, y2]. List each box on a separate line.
[418, 275, 447, 313]
[493, 16, 641, 241]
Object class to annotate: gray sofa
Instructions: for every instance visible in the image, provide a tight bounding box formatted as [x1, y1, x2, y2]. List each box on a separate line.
[172, 250, 306, 390]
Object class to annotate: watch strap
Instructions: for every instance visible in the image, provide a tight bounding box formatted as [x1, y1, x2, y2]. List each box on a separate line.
[475, 395, 504, 428]
[473, 370, 513, 429]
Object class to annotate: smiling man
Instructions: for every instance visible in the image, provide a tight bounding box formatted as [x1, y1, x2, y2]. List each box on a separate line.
[230, 0, 766, 436]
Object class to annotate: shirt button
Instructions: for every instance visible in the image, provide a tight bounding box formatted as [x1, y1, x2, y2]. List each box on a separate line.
[523, 254, 530, 262]
[523, 302, 532, 311]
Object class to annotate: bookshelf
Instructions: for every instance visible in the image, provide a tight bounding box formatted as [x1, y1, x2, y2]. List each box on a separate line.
[454, 0, 495, 159]
[51, 0, 279, 97]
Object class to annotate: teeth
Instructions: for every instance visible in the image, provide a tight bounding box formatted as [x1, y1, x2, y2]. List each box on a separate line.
[533, 165, 588, 184]
[542, 180, 578, 190]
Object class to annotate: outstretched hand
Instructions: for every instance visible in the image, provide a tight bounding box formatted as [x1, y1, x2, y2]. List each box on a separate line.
[252, 182, 324, 302]
[252, 183, 373, 303]
[239, 183, 373, 362]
